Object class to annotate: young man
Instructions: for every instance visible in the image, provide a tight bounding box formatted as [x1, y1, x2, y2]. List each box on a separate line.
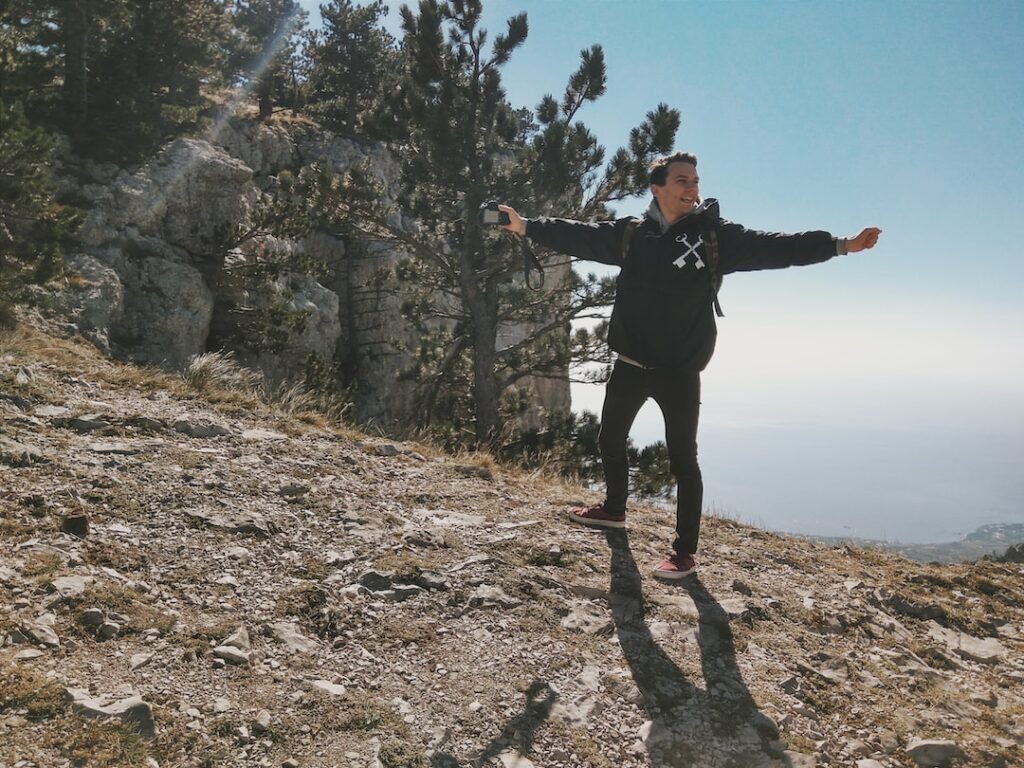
[498, 151, 881, 580]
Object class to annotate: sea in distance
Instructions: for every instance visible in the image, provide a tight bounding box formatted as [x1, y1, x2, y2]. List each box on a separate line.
[630, 422, 1023, 562]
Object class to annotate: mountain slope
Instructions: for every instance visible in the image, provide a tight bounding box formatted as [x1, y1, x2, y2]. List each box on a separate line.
[1, 326, 1022, 768]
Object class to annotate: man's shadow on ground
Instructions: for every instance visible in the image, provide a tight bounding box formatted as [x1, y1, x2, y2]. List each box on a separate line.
[429, 530, 780, 768]
[430, 679, 557, 768]
[605, 529, 779, 767]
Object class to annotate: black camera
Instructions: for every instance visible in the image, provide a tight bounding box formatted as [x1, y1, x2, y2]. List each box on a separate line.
[479, 200, 510, 226]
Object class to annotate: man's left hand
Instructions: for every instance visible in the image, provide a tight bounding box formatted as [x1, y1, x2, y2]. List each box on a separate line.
[846, 227, 882, 253]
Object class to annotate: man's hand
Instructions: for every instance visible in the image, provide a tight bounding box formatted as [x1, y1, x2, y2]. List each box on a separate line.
[845, 227, 882, 253]
[498, 204, 527, 236]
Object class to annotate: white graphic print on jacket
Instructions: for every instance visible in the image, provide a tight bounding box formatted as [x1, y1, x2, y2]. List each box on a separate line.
[672, 233, 706, 270]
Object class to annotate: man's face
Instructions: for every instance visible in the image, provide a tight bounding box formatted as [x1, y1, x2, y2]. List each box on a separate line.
[651, 161, 700, 223]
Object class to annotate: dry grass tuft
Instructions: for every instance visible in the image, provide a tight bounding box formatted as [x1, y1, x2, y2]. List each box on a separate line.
[66, 720, 152, 766]
[182, 350, 263, 395]
[71, 581, 179, 636]
[0, 664, 67, 721]
[270, 378, 351, 423]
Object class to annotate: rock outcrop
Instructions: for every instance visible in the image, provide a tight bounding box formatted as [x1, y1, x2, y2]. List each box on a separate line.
[49, 110, 570, 431]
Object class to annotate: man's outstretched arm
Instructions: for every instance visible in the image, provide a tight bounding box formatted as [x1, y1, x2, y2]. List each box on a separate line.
[495, 204, 629, 267]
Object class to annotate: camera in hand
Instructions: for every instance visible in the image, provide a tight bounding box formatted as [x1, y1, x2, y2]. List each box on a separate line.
[479, 201, 510, 226]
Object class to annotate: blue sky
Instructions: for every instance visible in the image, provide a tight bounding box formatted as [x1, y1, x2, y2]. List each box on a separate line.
[299, 0, 1024, 541]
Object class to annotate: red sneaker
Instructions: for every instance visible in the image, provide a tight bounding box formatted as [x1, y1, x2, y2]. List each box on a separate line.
[653, 552, 697, 580]
[567, 504, 626, 529]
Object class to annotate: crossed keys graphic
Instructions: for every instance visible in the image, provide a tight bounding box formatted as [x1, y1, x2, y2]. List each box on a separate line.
[672, 233, 706, 269]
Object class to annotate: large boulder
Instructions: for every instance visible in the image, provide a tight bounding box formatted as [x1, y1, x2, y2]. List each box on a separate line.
[112, 254, 214, 369]
[49, 253, 125, 353]
[78, 138, 256, 258]
[214, 116, 300, 177]
[154, 139, 257, 256]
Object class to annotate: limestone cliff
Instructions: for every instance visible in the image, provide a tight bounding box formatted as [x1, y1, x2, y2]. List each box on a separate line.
[45, 110, 570, 433]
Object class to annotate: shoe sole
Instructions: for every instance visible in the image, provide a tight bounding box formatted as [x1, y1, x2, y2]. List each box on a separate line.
[652, 566, 696, 580]
[566, 510, 626, 529]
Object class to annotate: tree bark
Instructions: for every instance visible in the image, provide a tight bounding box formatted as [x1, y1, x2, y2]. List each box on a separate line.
[61, 0, 90, 142]
[460, 216, 500, 446]
[258, 73, 274, 121]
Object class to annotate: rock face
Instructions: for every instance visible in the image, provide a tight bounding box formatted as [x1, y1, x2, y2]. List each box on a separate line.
[1, 332, 1022, 768]
[45, 253, 124, 353]
[49, 112, 570, 430]
[114, 253, 214, 369]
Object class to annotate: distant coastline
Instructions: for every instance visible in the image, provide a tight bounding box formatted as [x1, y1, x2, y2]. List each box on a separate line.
[800, 522, 1024, 564]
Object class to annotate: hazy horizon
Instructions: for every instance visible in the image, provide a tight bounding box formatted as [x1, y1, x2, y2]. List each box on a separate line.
[573, 379, 1023, 545]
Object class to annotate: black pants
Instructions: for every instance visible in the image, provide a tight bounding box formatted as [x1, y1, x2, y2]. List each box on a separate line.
[598, 360, 703, 555]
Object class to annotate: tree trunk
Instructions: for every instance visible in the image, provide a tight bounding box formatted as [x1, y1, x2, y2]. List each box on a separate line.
[470, 309, 499, 445]
[459, 225, 500, 446]
[258, 74, 274, 121]
[61, 0, 90, 143]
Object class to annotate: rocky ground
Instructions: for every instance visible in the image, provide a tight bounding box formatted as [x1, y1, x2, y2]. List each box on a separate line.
[1, 325, 1022, 768]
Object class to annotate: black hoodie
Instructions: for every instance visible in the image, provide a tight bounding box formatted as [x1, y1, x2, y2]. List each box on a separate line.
[525, 198, 842, 371]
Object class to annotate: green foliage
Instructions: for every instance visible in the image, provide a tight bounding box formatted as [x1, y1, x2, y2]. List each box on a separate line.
[499, 410, 675, 501]
[303, 0, 398, 137]
[0, 97, 78, 327]
[0, 1, 61, 120]
[2, 0, 233, 162]
[64, 0, 231, 160]
[630, 440, 675, 498]
[228, 0, 309, 120]
[499, 409, 602, 481]
[208, 160, 373, 361]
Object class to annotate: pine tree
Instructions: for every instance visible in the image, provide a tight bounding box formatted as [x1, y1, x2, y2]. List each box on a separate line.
[0, 98, 77, 327]
[77, 0, 232, 159]
[302, 0, 397, 137]
[0, 1, 63, 121]
[326, 0, 679, 447]
[228, 0, 308, 121]
[2, 0, 232, 161]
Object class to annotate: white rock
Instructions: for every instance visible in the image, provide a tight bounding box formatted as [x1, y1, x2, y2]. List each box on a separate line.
[223, 625, 250, 650]
[310, 680, 347, 697]
[560, 602, 613, 636]
[240, 428, 288, 441]
[130, 653, 154, 670]
[212, 645, 251, 665]
[252, 709, 272, 734]
[22, 621, 60, 648]
[66, 690, 156, 738]
[498, 751, 535, 768]
[268, 622, 318, 654]
[213, 697, 232, 713]
[927, 622, 1007, 664]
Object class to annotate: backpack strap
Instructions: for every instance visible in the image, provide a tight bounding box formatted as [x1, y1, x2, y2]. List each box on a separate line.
[620, 217, 642, 262]
[703, 222, 725, 317]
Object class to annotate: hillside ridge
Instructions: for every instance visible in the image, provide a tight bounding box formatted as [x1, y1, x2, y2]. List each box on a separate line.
[1, 327, 1022, 768]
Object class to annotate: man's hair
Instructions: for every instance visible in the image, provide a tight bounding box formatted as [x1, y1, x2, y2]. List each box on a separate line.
[648, 151, 699, 187]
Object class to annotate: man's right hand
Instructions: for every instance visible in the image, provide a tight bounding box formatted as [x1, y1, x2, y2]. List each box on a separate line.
[498, 205, 527, 236]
